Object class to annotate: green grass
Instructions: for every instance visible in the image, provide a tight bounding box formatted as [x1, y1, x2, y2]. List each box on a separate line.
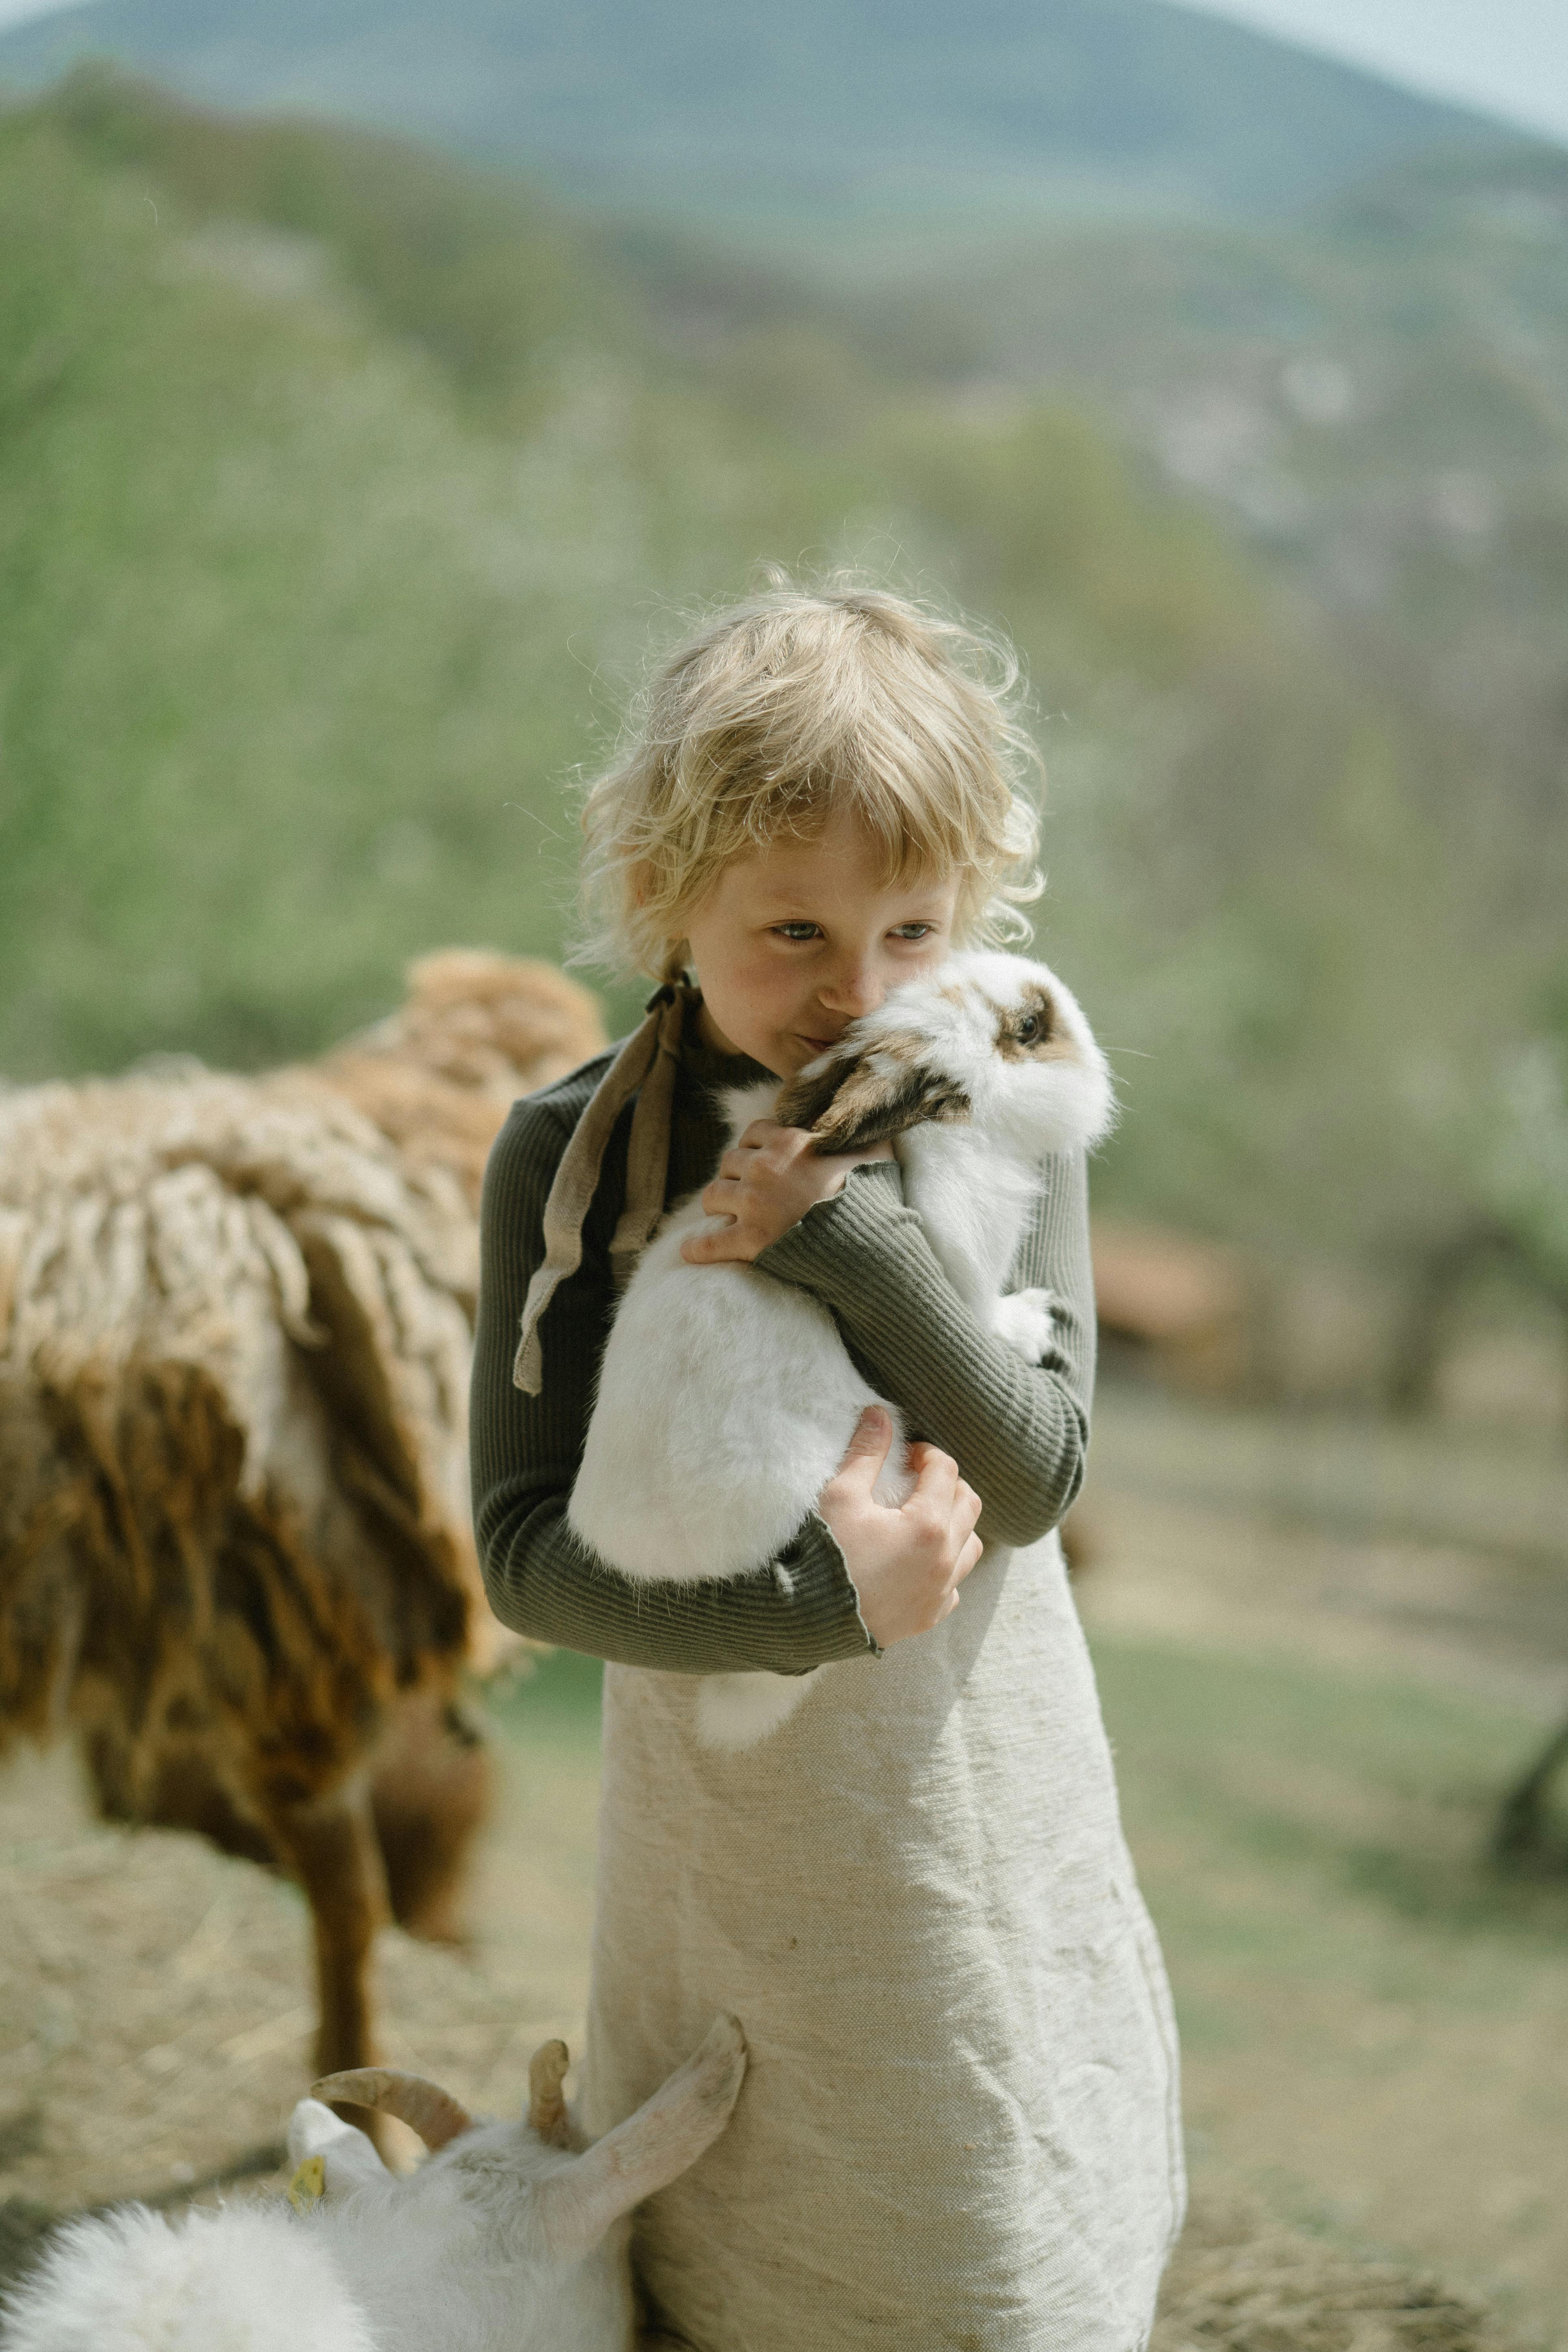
[484, 1647, 604, 1759]
[1098, 1635, 1568, 1958]
[1094, 1632, 1568, 2333]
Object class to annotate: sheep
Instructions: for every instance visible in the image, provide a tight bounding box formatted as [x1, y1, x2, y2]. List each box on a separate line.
[569, 949, 1114, 1750]
[0, 2018, 747, 2352]
[0, 954, 605, 2086]
[314, 950, 607, 1213]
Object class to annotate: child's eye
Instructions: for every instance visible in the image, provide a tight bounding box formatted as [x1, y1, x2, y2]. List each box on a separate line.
[772, 923, 821, 942]
[890, 924, 935, 941]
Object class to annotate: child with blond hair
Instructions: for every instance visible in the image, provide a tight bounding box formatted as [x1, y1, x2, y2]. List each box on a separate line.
[471, 581, 1183, 2350]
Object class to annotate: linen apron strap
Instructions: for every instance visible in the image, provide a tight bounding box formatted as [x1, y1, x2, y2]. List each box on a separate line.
[512, 982, 691, 1395]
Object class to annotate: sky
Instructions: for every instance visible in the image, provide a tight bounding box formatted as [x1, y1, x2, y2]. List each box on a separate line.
[0, 0, 1565, 148]
[1179, 0, 1568, 146]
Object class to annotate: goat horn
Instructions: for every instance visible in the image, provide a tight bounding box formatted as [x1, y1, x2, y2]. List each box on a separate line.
[528, 2039, 572, 2146]
[311, 2068, 474, 2151]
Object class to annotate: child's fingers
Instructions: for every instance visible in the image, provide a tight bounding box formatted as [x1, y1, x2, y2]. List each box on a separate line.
[727, 1121, 818, 1169]
[807, 1140, 894, 1175]
[717, 1140, 768, 1179]
[906, 1443, 959, 1513]
[936, 1537, 984, 1623]
[679, 1213, 742, 1265]
[830, 1406, 895, 1489]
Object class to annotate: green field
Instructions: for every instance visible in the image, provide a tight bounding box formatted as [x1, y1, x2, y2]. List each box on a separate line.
[1098, 1634, 1568, 2332]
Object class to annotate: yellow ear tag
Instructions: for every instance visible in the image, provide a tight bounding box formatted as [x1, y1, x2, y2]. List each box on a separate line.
[288, 2155, 327, 2214]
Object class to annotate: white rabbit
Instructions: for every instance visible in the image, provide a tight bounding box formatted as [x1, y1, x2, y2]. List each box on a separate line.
[568, 951, 1114, 1750]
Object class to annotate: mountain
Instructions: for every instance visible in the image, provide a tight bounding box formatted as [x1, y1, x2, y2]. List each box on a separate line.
[0, 0, 1533, 263]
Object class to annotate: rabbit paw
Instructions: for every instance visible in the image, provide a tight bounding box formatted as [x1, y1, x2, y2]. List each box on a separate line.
[991, 1286, 1058, 1363]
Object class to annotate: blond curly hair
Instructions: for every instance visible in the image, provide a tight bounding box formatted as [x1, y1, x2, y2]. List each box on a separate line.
[576, 576, 1044, 983]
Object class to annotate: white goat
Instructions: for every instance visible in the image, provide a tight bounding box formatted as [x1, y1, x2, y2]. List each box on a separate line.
[0, 2019, 746, 2352]
[569, 950, 1113, 1750]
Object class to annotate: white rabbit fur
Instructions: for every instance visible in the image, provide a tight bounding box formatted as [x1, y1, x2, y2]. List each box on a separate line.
[568, 950, 1113, 1750]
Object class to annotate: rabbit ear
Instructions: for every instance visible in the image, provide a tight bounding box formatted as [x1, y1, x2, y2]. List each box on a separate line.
[775, 1037, 972, 1155]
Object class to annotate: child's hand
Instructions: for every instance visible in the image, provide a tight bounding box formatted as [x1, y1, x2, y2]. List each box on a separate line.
[680, 1120, 893, 1265]
[817, 1408, 983, 1649]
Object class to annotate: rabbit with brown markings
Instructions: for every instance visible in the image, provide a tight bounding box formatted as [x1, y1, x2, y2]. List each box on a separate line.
[568, 950, 1113, 1751]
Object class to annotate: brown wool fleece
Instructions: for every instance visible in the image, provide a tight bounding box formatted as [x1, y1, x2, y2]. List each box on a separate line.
[469, 1002, 1096, 1674]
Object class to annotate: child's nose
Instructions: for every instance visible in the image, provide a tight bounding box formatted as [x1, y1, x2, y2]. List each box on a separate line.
[818, 960, 882, 1017]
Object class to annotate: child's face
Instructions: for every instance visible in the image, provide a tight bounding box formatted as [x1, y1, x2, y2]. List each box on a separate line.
[683, 809, 960, 1077]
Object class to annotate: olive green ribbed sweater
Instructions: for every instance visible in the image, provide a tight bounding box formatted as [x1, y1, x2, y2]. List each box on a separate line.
[470, 1004, 1096, 1674]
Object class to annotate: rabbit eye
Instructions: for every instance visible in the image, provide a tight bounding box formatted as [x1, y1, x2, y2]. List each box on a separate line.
[1016, 1014, 1040, 1042]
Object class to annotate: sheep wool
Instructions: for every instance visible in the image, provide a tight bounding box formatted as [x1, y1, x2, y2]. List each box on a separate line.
[0, 2203, 378, 2352]
[0, 950, 607, 2083]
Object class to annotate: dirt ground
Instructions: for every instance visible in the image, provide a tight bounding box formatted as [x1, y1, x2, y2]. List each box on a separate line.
[3, 1385, 1565, 2346]
[0, 1738, 1529, 2352]
[1079, 1395, 1568, 1718]
[0, 1709, 597, 2216]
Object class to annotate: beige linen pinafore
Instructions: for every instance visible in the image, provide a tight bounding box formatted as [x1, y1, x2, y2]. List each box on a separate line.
[478, 995, 1185, 2348]
[581, 1532, 1185, 2351]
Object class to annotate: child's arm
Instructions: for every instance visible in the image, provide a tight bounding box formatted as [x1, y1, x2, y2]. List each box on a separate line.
[751, 1153, 1095, 1551]
[470, 1093, 882, 1672]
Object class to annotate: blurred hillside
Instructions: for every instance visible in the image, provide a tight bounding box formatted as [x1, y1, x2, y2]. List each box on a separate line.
[1, 69, 1565, 1378]
[826, 143, 1568, 764]
[0, 0, 1524, 256]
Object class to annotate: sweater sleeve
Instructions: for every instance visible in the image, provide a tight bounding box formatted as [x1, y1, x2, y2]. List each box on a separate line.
[752, 1152, 1095, 1550]
[469, 1091, 877, 1673]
